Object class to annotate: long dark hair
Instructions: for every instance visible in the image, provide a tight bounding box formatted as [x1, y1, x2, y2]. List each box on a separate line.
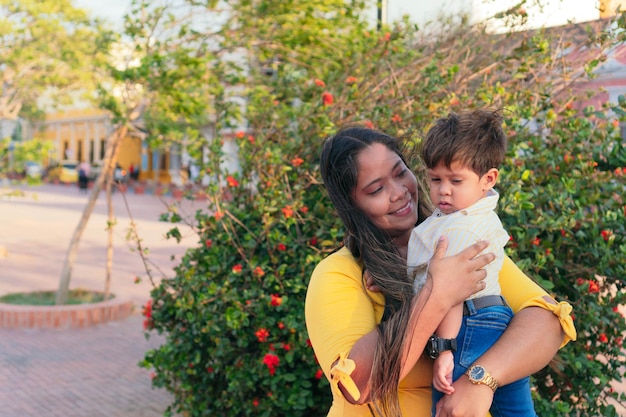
[319, 126, 431, 415]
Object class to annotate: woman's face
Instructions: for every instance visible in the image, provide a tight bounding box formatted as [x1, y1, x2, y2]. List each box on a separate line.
[352, 143, 418, 245]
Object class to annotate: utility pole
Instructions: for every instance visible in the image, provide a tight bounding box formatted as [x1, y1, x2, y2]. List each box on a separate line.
[377, 0, 387, 30]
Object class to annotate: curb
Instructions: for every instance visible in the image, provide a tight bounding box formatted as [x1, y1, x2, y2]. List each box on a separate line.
[0, 297, 135, 329]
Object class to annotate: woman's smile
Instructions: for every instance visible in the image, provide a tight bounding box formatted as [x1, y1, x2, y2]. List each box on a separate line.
[391, 200, 413, 216]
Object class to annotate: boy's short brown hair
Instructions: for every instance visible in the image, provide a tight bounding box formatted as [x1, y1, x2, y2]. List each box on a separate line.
[421, 109, 507, 176]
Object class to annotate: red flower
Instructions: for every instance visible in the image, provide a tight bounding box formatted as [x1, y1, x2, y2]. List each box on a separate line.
[282, 205, 293, 218]
[364, 120, 374, 129]
[291, 157, 304, 167]
[255, 328, 270, 342]
[391, 114, 402, 123]
[207, 366, 214, 373]
[599, 333, 608, 343]
[214, 211, 224, 220]
[277, 243, 286, 251]
[248, 135, 255, 144]
[588, 280, 600, 294]
[143, 300, 152, 319]
[576, 277, 585, 286]
[310, 237, 318, 245]
[277, 322, 285, 329]
[315, 369, 323, 380]
[545, 248, 551, 255]
[226, 175, 239, 187]
[560, 229, 567, 237]
[205, 239, 212, 248]
[263, 353, 280, 375]
[252, 398, 260, 407]
[270, 294, 283, 307]
[383, 32, 391, 41]
[322, 91, 334, 106]
[600, 229, 612, 242]
[253, 266, 265, 277]
[345, 76, 358, 84]
[282, 343, 291, 351]
[531, 237, 541, 246]
[235, 131, 245, 139]
[300, 206, 309, 214]
[314, 79, 326, 87]
[232, 264, 242, 273]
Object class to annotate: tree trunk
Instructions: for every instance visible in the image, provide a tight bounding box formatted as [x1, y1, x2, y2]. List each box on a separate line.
[55, 125, 127, 305]
[104, 173, 114, 301]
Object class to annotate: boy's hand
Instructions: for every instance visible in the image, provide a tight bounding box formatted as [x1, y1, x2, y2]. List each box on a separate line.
[433, 351, 455, 394]
[364, 270, 382, 293]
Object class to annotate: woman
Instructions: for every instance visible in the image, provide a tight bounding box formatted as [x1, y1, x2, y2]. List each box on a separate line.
[305, 126, 576, 417]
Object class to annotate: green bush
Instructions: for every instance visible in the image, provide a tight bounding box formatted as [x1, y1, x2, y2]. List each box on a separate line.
[139, 4, 625, 416]
[499, 108, 626, 415]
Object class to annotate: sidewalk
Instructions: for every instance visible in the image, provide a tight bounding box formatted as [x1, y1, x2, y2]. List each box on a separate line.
[0, 183, 204, 417]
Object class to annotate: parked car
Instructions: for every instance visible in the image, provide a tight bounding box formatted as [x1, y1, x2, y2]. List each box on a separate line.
[48, 160, 79, 183]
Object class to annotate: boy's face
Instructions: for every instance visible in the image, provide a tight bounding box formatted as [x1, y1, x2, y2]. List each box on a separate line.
[427, 161, 498, 215]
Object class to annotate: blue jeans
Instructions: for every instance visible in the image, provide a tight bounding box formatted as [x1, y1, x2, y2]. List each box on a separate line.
[431, 301, 537, 417]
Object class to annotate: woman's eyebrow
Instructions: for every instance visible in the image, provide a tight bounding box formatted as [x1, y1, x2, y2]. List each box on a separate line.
[362, 160, 403, 189]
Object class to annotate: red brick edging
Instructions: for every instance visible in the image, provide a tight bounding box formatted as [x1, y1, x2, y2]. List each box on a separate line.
[0, 297, 134, 329]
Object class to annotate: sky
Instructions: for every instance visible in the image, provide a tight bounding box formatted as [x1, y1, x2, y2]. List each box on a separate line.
[73, 0, 130, 29]
[73, 0, 602, 31]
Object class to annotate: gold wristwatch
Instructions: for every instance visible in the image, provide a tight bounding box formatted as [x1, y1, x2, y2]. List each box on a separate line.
[466, 365, 499, 392]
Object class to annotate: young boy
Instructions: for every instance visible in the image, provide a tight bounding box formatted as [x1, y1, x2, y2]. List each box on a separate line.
[407, 109, 536, 416]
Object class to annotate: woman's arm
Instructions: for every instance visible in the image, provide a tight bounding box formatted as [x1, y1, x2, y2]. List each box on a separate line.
[434, 256, 575, 417]
[331, 238, 493, 404]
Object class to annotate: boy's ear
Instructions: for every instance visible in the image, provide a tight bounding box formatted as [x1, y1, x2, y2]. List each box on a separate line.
[483, 168, 499, 189]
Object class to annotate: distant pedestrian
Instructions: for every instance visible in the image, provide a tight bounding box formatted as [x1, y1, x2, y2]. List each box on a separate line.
[77, 161, 90, 193]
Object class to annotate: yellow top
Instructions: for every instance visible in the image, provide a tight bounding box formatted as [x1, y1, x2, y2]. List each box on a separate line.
[305, 247, 576, 417]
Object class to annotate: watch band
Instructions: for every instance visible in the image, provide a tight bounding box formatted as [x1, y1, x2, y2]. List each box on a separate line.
[426, 335, 457, 359]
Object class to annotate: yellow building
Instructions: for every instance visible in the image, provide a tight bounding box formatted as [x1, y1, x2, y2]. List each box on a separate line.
[37, 109, 176, 184]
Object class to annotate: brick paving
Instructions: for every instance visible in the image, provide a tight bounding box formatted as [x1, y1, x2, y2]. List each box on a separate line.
[0, 316, 171, 417]
[0, 183, 205, 417]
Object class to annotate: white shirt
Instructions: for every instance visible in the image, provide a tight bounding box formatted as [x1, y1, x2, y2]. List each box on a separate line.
[407, 189, 510, 298]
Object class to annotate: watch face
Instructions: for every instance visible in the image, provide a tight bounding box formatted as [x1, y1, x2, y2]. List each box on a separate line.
[470, 366, 485, 380]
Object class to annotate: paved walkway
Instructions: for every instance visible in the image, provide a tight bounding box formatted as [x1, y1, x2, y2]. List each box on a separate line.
[0, 183, 204, 417]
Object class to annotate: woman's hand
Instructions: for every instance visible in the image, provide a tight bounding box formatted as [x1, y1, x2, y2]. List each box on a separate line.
[427, 236, 494, 310]
[434, 376, 494, 417]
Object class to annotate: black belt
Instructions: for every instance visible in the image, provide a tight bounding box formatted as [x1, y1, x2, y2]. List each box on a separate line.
[463, 295, 508, 316]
